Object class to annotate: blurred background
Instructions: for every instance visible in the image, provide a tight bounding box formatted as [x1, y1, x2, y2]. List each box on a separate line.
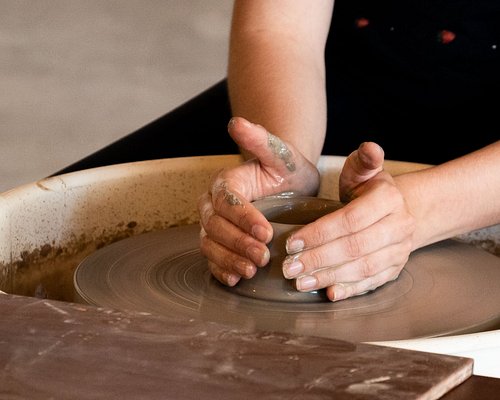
[0, 0, 233, 192]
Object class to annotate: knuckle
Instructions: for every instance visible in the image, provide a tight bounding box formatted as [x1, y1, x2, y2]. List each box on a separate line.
[199, 234, 211, 257]
[220, 252, 242, 273]
[316, 268, 336, 288]
[236, 207, 250, 229]
[401, 240, 413, 257]
[360, 257, 377, 278]
[341, 208, 359, 234]
[232, 232, 250, 253]
[344, 234, 364, 259]
[308, 221, 328, 246]
[402, 213, 416, 236]
[305, 250, 327, 271]
[203, 212, 219, 234]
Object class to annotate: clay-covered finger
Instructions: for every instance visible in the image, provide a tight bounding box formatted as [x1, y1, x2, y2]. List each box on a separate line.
[199, 190, 271, 266]
[210, 180, 272, 243]
[228, 117, 298, 174]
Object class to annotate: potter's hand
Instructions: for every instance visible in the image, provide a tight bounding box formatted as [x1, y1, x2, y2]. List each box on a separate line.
[198, 117, 320, 286]
[284, 142, 416, 301]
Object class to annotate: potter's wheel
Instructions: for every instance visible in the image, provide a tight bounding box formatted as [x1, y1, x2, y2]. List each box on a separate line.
[74, 224, 500, 343]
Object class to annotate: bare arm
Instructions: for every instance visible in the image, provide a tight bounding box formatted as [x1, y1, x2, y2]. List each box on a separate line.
[396, 140, 500, 250]
[228, 0, 334, 163]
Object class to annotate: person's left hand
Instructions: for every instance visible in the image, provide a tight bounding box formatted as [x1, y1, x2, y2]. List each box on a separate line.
[282, 142, 416, 301]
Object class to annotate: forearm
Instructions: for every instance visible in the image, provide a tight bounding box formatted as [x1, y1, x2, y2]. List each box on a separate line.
[395, 141, 500, 250]
[227, 1, 334, 164]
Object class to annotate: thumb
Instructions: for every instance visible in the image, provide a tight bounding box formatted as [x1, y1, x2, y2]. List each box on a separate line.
[339, 142, 384, 201]
[227, 117, 297, 173]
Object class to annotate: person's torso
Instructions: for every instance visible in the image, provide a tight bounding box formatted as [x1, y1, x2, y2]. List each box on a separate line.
[326, 0, 500, 108]
[322, 0, 499, 163]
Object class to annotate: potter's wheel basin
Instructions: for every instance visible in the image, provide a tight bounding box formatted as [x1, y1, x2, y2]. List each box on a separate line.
[1, 155, 500, 377]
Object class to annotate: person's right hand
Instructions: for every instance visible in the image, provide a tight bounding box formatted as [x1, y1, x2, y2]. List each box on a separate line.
[198, 117, 320, 287]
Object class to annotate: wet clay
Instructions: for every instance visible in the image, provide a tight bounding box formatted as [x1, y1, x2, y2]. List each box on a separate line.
[267, 133, 296, 172]
[232, 195, 344, 302]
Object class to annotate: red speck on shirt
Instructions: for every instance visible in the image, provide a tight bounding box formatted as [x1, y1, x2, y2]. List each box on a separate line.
[439, 30, 456, 44]
[355, 18, 370, 28]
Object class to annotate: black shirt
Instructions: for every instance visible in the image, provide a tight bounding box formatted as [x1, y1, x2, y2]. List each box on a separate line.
[322, 0, 499, 164]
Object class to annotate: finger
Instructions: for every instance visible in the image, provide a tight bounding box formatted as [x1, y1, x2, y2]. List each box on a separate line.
[198, 191, 216, 227]
[284, 210, 414, 278]
[293, 241, 411, 292]
[200, 191, 267, 263]
[339, 141, 385, 202]
[200, 206, 270, 267]
[326, 266, 403, 302]
[208, 261, 241, 287]
[200, 229, 257, 281]
[209, 180, 273, 243]
[228, 117, 298, 174]
[224, 117, 320, 198]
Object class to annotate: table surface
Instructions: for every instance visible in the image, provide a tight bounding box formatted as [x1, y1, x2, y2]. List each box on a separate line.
[1, 293, 489, 400]
[443, 375, 500, 399]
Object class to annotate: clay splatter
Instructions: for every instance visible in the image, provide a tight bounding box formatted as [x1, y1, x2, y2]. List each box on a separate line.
[43, 301, 69, 315]
[217, 181, 243, 206]
[267, 133, 296, 172]
[224, 190, 243, 206]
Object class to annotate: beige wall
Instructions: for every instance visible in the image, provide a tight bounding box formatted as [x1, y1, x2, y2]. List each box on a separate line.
[0, 0, 233, 193]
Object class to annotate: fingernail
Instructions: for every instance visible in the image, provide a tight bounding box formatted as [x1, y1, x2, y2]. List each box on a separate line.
[261, 247, 270, 266]
[224, 272, 240, 287]
[296, 275, 317, 291]
[283, 257, 304, 278]
[227, 117, 236, 129]
[247, 246, 270, 267]
[286, 238, 304, 254]
[235, 260, 255, 278]
[252, 224, 271, 242]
